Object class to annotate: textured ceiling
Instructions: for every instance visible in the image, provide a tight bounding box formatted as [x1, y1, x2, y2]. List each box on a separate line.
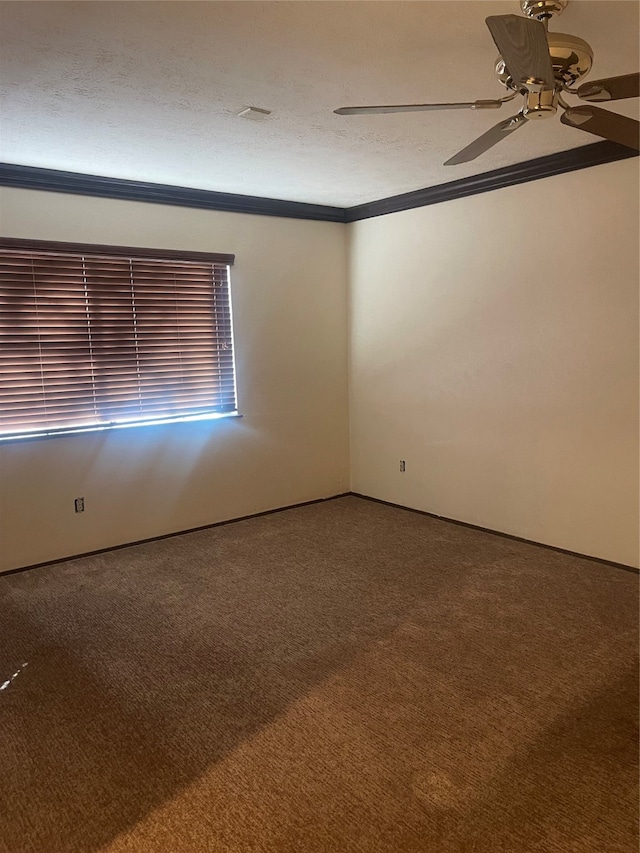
[1, 1, 638, 206]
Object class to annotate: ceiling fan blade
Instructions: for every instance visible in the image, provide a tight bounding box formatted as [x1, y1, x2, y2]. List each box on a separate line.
[334, 100, 503, 115]
[485, 15, 554, 88]
[577, 73, 640, 103]
[444, 112, 528, 166]
[561, 105, 640, 150]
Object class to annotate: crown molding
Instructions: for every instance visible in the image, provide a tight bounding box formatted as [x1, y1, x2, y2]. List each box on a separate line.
[345, 141, 638, 221]
[1, 140, 637, 225]
[0, 163, 346, 222]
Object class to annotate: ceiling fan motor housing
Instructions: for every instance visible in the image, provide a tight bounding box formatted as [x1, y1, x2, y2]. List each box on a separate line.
[495, 32, 593, 92]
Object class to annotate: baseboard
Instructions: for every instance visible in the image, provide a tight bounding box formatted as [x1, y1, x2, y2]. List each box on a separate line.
[3, 490, 636, 577]
[349, 492, 639, 575]
[0, 493, 351, 577]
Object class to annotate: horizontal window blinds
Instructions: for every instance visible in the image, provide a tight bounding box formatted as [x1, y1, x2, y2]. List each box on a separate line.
[0, 239, 236, 437]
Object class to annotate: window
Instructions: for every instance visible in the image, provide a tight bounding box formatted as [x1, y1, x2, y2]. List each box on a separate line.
[0, 238, 237, 439]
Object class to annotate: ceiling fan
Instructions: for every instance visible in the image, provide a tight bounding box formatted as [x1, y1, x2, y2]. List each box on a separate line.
[334, 0, 640, 165]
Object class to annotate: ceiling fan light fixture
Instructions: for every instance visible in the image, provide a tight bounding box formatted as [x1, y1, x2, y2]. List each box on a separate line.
[523, 88, 558, 118]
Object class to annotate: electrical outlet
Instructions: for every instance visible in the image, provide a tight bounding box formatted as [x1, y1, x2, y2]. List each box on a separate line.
[400, 460, 406, 472]
[74, 497, 85, 513]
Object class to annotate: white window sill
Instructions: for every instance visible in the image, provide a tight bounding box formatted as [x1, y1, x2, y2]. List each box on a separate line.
[0, 411, 242, 444]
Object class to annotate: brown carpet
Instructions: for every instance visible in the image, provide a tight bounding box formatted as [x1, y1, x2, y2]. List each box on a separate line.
[1, 495, 637, 853]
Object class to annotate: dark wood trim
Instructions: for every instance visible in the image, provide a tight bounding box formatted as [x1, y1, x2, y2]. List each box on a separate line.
[351, 493, 639, 574]
[345, 141, 639, 221]
[3, 490, 635, 578]
[1, 142, 637, 224]
[0, 494, 351, 577]
[0, 236, 235, 265]
[0, 163, 346, 223]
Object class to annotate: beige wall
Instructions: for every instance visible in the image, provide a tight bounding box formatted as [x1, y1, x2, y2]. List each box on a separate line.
[349, 158, 639, 567]
[0, 188, 350, 571]
[2, 159, 638, 572]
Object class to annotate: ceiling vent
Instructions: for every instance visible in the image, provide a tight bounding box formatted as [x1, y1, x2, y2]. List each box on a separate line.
[237, 106, 271, 120]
